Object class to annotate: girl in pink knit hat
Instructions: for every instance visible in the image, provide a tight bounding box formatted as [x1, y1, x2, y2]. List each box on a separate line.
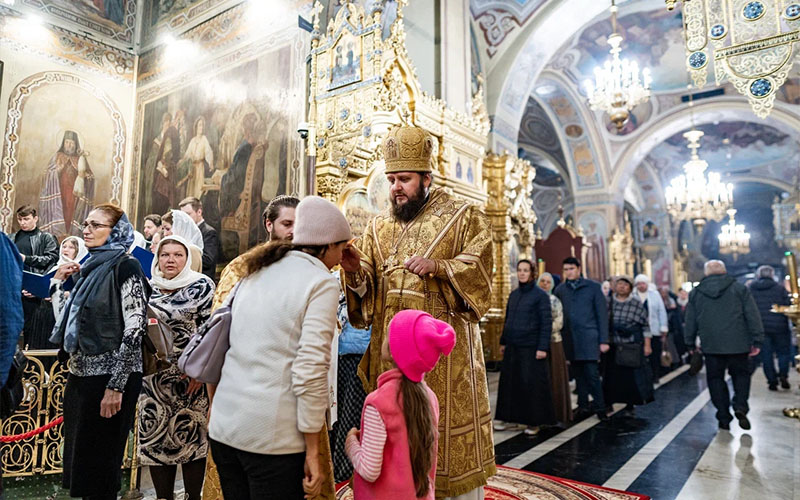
[345, 309, 456, 499]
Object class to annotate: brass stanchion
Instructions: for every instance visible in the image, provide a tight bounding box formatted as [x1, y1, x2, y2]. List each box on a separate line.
[122, 405, 143, 500]
[772, 251, 800, 420]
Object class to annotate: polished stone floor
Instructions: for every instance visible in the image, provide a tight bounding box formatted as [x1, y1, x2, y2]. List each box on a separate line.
[137, 362, 798, 500]
[7, 362, 796, 499]
[489, 363, 800, 500]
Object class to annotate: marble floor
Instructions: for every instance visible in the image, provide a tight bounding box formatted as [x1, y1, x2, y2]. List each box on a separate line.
[126, 363, 800, 500]
[488, 363, 800, 500]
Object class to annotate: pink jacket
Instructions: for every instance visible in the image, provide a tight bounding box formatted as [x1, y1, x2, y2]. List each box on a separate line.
[352, 369, 439, 500]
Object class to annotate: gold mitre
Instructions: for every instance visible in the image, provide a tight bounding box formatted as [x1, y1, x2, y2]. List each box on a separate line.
[381, 125, 434, 173]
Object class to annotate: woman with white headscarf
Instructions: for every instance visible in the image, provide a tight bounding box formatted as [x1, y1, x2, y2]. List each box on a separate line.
[538, 271, 572, 425]
[138, 234, 215, 500]
[57, 236, 88, 267]
[30, 237, 90, 352]
[160, 209, 204, 273]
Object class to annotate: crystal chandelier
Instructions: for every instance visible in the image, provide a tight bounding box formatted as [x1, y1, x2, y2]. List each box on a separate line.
[718, 209, 751, 257]
[584, 0, 652, 130]
[666, 0, 800, 118]
[665, 129, 734, 228]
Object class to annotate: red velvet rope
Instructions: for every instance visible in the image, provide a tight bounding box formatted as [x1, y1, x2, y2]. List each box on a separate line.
[0, 416, 64, 443]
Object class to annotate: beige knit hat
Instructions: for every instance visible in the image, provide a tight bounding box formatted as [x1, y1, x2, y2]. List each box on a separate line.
[292, 196, 352, 246]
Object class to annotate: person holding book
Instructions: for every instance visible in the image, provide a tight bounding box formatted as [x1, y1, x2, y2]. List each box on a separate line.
[11, 205, 58, 349]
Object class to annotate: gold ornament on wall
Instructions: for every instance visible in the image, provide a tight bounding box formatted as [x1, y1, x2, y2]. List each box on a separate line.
[669, 0, 800, 118]
[609, 212, 636, 277]
[482, 151, 536, 362]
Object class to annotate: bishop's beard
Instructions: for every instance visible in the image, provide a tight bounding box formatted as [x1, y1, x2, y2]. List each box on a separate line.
[391, 185, 428, 223]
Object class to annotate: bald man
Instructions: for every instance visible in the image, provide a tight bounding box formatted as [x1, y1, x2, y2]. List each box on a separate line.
[685, 260, 764, 431]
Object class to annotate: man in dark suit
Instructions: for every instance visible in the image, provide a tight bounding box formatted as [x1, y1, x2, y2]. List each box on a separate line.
[179, 196, 219, 280]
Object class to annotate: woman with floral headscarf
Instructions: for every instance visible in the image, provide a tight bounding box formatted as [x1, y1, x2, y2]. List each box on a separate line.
[138, 234, 215, 500]
[50, 204, 150, 500]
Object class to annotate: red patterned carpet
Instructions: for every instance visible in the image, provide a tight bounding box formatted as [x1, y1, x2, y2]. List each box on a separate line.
[335, 465, 650, 499]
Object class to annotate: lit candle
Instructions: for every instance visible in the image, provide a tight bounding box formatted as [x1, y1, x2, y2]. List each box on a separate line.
[538, 259, 546, 279]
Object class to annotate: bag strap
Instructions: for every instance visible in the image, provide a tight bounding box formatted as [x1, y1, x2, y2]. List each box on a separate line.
[223, 280, 242, 308]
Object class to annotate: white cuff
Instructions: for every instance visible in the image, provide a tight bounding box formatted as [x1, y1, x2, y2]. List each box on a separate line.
[348, 281, 367, 298]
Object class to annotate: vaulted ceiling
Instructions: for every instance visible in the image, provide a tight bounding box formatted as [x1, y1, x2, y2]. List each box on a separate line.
[477, 0, 800, 218]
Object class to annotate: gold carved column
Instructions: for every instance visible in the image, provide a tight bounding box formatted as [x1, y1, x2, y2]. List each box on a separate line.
[608, 212, 635, 277]
[482, 152, 536, 362]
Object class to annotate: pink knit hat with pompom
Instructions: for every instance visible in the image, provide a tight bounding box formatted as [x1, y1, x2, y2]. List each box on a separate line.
[389, 310, 456, 382]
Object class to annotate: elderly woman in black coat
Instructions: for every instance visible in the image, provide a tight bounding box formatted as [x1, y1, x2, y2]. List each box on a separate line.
[493, 259, 555, 435]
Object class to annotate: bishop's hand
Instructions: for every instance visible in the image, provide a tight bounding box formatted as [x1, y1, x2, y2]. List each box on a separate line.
[341, 244, 361, 273]
[404, 256, 437, 277]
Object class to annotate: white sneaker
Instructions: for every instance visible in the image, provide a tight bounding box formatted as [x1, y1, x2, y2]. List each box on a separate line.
[524, 426, 540, 436]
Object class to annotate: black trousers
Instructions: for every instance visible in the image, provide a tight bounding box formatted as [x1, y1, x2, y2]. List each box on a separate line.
[705, 353, 751, 424]
[648, 335, 664, 381]
[572, 360, 604, 413]
[209, 438, 306, 500]
[63, 373, 142, 497]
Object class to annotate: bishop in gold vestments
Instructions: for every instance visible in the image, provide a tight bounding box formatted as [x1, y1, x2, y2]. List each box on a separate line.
[343, 126, 496, 498]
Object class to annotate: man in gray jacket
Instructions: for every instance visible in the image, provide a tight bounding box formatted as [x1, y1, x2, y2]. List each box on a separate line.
[685, 260, 764, 431]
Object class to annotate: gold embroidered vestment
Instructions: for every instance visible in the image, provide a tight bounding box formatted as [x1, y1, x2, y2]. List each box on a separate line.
[344, 188, 496, 498]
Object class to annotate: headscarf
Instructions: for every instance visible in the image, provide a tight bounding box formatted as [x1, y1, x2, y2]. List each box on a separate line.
[50, 213, 135, 353]
[56, 236, 88, 267]
[128, 231, 147, 253]
[150, 235, 205, 291]
[169, 210, 204, 273]
[537, 272, 555, 295]
[169, 210, 204, 250]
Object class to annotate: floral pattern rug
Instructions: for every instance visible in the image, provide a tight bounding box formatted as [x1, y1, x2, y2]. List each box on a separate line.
[335, 465, 650, 500]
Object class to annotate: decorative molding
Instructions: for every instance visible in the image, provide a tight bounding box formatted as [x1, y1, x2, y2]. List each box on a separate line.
[137, 3, 254, 84]
[20, 0, 137, 45]
[0, 12, 135, 83]
[140, 0, 246, 49]
[1, 71, 126, 231]
[470, 0, 547, 58]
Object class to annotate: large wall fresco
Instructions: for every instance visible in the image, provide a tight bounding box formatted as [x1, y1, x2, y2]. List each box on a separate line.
[18, 0, 137, 45]
[133, 28, 306, 261]
[1, 72, 127, 237]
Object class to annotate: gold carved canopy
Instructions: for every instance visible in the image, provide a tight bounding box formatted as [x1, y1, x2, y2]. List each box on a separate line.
[306, 0, 490, 217]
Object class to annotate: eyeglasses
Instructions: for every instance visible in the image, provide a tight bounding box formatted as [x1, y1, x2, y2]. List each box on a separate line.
[81, 221, 112, 231]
